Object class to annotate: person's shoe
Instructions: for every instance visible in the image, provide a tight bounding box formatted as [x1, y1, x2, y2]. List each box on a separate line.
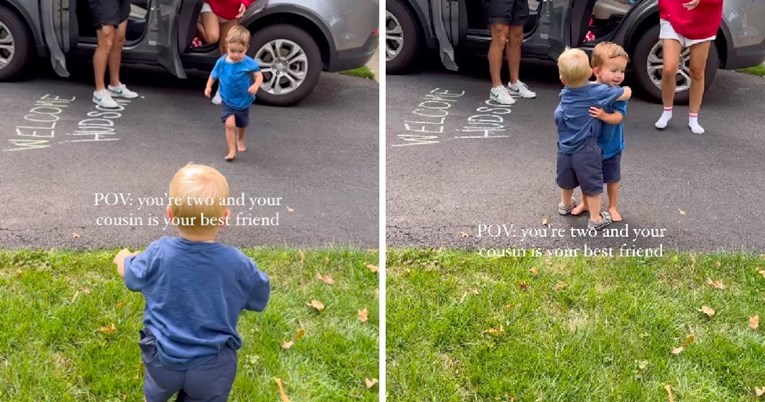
[212, 88, 222, 105]
[490, 85, 515, 105]
[558, 198, 576, 215]
[508, 81, 536, 99]
[588, 211, 613, 231]
[92, 90, 119, 108]
[108, 83, 139, 99]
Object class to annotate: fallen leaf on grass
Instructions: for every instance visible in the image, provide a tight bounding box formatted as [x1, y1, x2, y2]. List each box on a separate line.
[699, 306, 715, 317]
[358, 308, 368, 323]
[366, 263, 379, 273]
[750, 315, 760, 330]
[286, 206, 294, 213]
[678, 209, 686, 215]
[97, 323, 117, 334]
[459, 288, 480, 304]
[541, 216, 549, 226]
[665, 384, 675, 402]
[554, 281, 568, 291]
[281, 340, 294, 349]
[460, 231, 469, 238]
[706, 278, 725, 289]
[274, 378, 290, 402]
[682, 334, 696, 346]
[486, 325, 505, 336]
[529, 267, 538, 276]
[637, 360, 649, 370]
[295, 328, 305, 340]
[670, 347, 684, 355]
[365, 378, 378, 389]
[307, 300, 325, 311]
[755, 387, 765, 397]
[72, 232, 81, 239]
[519, 281, 529, 291]
[315, 272, 335, 285]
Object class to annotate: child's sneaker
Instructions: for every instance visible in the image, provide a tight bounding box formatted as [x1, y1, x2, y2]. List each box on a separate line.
[108, 83, 139, 99]
[92, 89, 119, 108]
[558, 198, 576, 215]
[508, 81, 536, 99]
[490, 86, 515, 105]
[587, 211, 612, 231]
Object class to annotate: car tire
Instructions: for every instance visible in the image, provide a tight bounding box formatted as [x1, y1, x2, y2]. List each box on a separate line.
[632, 24, 718, 104]
[0, 6, 32, 81]
[248, 24, 321, 106]
[386, 0, 420, 74]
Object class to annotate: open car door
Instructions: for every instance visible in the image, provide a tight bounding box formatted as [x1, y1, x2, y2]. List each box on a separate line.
[547, 0, 595, 59]
[41, 0, 77, 77]
[154, 0, 191, 78]
[431, 0, 467, 71]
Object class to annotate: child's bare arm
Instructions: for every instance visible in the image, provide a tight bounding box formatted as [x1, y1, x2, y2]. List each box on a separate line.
[248, 71, 264, 95]
[204, 76, 216, 98]
[589, 107, 624, 124]
[616, 86, 632, 101]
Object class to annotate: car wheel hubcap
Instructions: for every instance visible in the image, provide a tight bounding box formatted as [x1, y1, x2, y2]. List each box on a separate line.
[647, 41, 691, 93]
[254, 39, 307, 96]
[386, 10, 403, 61]
[0, 21, 15, 69]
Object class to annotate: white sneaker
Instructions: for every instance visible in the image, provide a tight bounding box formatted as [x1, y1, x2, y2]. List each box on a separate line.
[92, 90, 119, 108]
[212, 88, 222, 105]
[508, 80, 536, 99]
[489, 85, 515, 105]
[108, 83, 139, 99]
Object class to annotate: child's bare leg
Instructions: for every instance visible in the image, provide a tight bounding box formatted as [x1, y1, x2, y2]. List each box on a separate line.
[606, 181, 621, 222]
[584, 193, 603, 222]
[571, 194, 588, 216]
[560, 188, 574, 208]
[236, 127, 246, 152]
[225, 116, 236, 160]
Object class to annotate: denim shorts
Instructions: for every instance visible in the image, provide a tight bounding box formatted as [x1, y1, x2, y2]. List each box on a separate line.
[221, 102, 250, 128]
[556, 140, 604, 195]
[139, 329, 238, 402]
[602, 152, 622, 184]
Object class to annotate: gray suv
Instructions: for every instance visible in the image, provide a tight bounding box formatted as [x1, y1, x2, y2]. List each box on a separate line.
[0, 0, 378, 106]
[386, 0, 765, 103]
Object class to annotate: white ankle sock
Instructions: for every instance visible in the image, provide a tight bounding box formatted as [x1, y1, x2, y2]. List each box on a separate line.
[655, 107, 672, 129]
[688, 113, 704, 134]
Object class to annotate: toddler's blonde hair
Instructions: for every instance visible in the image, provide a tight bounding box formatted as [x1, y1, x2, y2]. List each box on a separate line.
[226, 25, 251, 48]
[557, 48, 592, 87]
[169, 164, 229, 232]
[591, 41, 630, 68]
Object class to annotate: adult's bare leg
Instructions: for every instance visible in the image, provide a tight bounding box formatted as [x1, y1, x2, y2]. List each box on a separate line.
[108, 20, 128, 87]
[94, 25, 116, 92]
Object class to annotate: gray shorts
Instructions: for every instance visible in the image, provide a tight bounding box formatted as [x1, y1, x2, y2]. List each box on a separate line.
[139, 329, 238, 402]
[88, 0, 131, 28]
[485, 0, 529, 26]
[602, 152, 621, 184]
[556, 141, 604, 195]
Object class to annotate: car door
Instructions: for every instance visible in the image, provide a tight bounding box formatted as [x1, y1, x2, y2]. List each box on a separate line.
[40, 0, 76, 77]
[155, 0, 191, 78]
[547, 0, 596, 59]
[432, 0, 467, 71]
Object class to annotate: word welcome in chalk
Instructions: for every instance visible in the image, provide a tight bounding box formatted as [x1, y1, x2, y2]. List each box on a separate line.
[94, 192, 283, 211]
[393, 88, 465, 147]
[476, 223, 667, 242]
[5, 94, 76, 151]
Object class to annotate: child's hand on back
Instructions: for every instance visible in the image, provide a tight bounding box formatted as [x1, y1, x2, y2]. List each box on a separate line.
[589, 106, 605, 120]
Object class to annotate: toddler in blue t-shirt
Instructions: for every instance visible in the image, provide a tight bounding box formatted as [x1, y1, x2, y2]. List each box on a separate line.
[205, 25, 264, 161]
[571, 42, 630, 223]
[554, 48, 631, 230]
[113, 163, 270, 401]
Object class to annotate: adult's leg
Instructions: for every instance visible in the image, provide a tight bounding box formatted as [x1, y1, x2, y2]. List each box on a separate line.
[687, 41, 711, 114]
[488, 23, 510, 88]
[197, 12, 220, 44]
[655, 39, 682, 128]
[108, 20, 128, 87]
[505, 25, 523, 84]
[94, 26, 116, 92]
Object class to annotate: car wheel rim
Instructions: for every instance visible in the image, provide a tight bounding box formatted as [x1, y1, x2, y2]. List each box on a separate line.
[647, 40, 691, 93]
[254, 39, 307, 96]
[0, 21, 15, 69]
[386, 10, 403, 62]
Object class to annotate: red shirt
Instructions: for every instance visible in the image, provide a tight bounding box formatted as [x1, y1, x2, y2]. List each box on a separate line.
[659, 0, 723, 39]
[208, 0, 255, 20]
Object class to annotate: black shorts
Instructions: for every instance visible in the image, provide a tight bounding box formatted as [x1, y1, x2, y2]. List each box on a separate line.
[221, 102, 250, 128]
[602, 152, 622, 184]
[88, 0, 131, 28]
[556, 140, 604, 196]
[485, 0, 529, 26]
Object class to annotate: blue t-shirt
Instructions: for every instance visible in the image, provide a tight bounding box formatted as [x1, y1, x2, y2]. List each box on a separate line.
[211, 55, 261, 110]
[554, 84, 624, 154]
[124, 236, 270, 370]
[598, 99, 628, 159]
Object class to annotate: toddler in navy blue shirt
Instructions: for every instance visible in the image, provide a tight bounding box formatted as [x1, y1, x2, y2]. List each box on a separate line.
[114, 163, 270, 401]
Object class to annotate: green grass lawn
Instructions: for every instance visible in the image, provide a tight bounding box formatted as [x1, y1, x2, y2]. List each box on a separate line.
[339, 66, 375, 80]
[737, 65, 765, 77]
[387, 249, 765, 401]
[0, 248, 379, 402]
